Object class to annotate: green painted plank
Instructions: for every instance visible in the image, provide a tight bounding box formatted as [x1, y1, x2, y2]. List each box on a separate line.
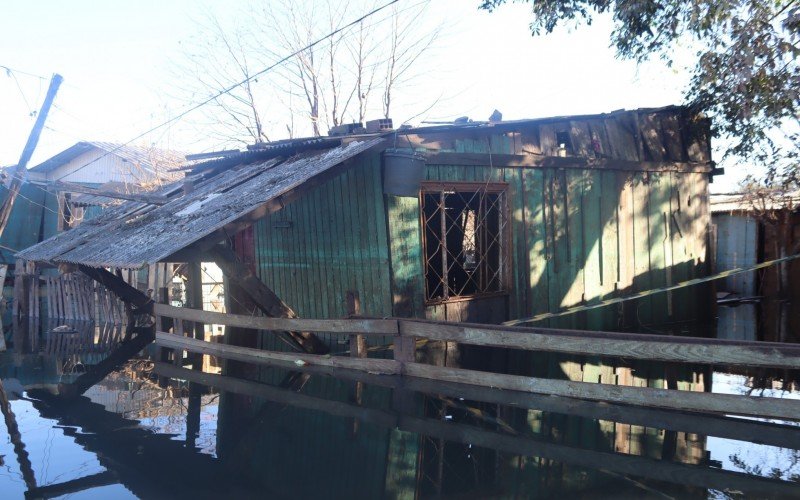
[648, 171, 669, 325]
[600, 171, 620, 330]
[564, 170, 586, 330]
[632, 172, 652, 327]
[349, 162, 372, 317]
[522, 169, 549, 317]
[583, 170, 603, 330]
[506, 168, 527, 319]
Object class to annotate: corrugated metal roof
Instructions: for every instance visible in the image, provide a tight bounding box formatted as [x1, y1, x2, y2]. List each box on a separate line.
[18, 138, 382, 268]
[710, 193, 800, 213]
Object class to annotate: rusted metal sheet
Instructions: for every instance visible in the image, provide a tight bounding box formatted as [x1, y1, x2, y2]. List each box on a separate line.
[17, 139, 382, 268]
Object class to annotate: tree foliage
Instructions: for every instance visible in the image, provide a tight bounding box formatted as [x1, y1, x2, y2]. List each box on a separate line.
[480, 0, 800, 185]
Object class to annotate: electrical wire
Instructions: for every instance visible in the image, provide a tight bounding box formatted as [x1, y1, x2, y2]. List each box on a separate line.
[50, 0, 404, 184]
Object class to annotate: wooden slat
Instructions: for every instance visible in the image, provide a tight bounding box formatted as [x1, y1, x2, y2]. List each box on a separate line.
[152, 303, 398, 335]
[399, 320, 800, 370]
[403, 363, 800, 420]
[155, 331, 400, 375]
[424, 152, 711, 172]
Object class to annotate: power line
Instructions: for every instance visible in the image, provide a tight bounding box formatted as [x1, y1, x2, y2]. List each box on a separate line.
[0, 64, 48, 81]
[52, 0, 404, 183]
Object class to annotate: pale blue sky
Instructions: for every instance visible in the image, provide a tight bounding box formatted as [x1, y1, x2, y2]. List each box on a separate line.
[0, 0, 742, 190]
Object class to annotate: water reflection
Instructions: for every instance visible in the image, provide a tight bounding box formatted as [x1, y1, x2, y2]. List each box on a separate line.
[0, 351, 796, 499]
[0, 300, 799, 498]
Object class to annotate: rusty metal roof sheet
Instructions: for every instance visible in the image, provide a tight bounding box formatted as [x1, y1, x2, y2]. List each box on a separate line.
[18, 138, 382, 268]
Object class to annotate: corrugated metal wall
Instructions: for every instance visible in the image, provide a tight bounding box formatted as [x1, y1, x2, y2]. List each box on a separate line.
[713, 213, 758, 295]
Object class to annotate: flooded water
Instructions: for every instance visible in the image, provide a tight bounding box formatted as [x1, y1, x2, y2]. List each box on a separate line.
[1, 305, 799, 498]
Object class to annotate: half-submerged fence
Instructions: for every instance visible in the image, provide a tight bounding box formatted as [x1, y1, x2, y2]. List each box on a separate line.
[152, 303, 800, 421]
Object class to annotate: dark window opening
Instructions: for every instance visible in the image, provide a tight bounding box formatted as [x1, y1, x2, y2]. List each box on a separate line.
[421, 182, 507, 303]
[555, 131, 573, 155]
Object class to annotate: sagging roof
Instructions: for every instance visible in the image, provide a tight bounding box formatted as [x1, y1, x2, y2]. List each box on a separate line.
[30, 141, 186, 176]
[18, 138, 382, 268]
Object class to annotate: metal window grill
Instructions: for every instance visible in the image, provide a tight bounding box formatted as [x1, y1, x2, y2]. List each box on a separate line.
[421, 182, 507, 303]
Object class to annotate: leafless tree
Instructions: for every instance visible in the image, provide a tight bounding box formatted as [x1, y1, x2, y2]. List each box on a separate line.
[176, 0, 442, 144]
[173, 12, 272, 145]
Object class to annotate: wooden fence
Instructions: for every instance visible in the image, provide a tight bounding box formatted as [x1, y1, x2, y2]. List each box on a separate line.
[153, 303, 800, 420]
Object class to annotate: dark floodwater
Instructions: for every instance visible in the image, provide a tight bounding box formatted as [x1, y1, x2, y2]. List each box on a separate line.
[0, 306, 799, 498]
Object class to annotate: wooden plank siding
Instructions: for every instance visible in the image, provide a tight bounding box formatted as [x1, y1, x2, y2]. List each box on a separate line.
[249, 152, 394, 354]
[388, 117, 709, 332]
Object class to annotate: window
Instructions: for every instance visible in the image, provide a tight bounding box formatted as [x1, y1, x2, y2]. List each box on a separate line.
[421, 182, 508, 303]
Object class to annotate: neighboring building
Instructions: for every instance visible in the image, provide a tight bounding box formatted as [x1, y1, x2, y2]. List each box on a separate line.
[27, 141, 183, 186]
[711, 192, 800, 344]
[0, 141, 184, 262]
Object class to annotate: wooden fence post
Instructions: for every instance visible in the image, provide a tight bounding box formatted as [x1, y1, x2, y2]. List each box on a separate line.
[393, 323, 416, 415]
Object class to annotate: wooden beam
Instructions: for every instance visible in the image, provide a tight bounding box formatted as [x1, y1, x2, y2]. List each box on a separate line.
[424, 152, 711, 173]
[52, 181, 169, 205]
[207, 245, 329, 354]
[400, 319, 800, 370]
[78, 266, 153, 312]
[403, 363, 800, 420]
[152, 303, 398, 335]
[0, 74, 63, 238]
[155, 331, 398, 374]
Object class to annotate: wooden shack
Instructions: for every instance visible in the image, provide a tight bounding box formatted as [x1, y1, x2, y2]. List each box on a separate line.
[17, 105, 714, 344]
[232, 106, 714, 339]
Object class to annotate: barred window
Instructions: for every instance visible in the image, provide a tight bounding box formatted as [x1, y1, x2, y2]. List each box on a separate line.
[421, 182, 508, 303]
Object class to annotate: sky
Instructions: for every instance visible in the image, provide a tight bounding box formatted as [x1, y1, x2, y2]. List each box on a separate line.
[0, 0, 745, 191]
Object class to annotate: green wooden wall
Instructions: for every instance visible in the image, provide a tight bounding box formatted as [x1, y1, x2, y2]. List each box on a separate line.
[249, 153, 394, 351]
[386, 124, 711, 332]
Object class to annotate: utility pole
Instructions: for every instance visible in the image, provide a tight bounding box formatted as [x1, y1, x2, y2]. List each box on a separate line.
[0, 73, 63, 238]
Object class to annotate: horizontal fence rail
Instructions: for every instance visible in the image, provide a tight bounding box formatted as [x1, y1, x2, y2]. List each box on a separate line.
[152, 303, 800, 420]
[154, 303, 800, 370]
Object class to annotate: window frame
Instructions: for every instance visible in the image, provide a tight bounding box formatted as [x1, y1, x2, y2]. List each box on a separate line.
[419, 180, 510, 305]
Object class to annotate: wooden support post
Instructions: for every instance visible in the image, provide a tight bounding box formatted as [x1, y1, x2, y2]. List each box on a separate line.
[347, 291, 365, 438]
[392, 329, 416, 415]
[187, 262, 205, 369]
[185, 381, 202, 448]
[208, 244, 328, 354]
[0, 74, 63, 239]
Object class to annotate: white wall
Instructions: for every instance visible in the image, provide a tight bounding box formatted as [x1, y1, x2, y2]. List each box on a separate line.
[43, 149, 154, 184]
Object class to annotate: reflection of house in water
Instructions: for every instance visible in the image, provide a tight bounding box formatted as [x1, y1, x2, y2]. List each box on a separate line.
[214, 366, 712, 498]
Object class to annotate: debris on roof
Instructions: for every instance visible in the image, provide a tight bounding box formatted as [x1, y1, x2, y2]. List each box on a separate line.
[17, 138, 383, 268]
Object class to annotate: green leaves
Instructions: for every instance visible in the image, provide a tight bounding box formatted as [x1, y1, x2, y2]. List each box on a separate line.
[481, 0, 800, 186]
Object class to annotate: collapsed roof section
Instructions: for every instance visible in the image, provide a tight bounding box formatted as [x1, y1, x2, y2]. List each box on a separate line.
[17, 138, 383, 268]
